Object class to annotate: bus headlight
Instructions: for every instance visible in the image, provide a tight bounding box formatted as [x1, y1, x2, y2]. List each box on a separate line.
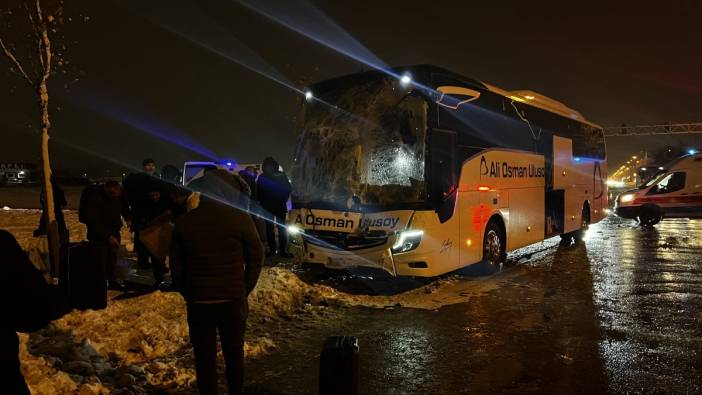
[392, 230, 423, 254]
[287, 225, 304, 245]
[287, 225, 303, 235]
[619, 194, 635, 203]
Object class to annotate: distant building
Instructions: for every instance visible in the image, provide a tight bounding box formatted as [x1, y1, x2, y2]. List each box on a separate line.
[0, 163, 38, 185]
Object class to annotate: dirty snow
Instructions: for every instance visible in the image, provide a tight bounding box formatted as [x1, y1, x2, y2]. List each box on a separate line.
[1, 209, 498, 393]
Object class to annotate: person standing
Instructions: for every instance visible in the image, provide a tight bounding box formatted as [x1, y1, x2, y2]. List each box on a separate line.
[171, 170, 263, 395]
[239, 166, 267, 246]
[238, 166, 258, 202]
[160, 164, 182, 185]
[123, 158, 159, 269]
[256, 157, 292, 258]
[168, 184, 191, 219]
[1, 230, 67, 395]
[78, 181, 129, 291]
[34, 176, 69, 248]
[135, 181, 170, 287]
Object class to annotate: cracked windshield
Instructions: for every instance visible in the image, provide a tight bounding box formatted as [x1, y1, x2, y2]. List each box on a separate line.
[290, 76, 427, 211]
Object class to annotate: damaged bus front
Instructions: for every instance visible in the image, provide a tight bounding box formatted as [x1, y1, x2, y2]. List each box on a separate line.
[287, 67, 454, 277]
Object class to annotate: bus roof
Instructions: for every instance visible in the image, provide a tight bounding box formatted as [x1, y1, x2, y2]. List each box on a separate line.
[309, 64, 601, 129]
[480, 83, 598, 127]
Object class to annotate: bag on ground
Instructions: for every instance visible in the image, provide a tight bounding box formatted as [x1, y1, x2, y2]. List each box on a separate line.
[59, 242, 107, 310]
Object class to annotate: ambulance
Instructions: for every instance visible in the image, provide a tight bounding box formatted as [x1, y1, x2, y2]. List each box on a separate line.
[615, 151, 702, 226]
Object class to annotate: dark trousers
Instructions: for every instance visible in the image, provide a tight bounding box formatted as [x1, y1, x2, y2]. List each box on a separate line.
[87, 231, 119, 284]
[9, 332, 31, 395]
[265, 209, 288, 254]
[186, 299, 248, 395]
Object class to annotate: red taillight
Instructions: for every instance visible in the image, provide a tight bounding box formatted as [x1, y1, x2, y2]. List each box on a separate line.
[477, 186, 490, 191]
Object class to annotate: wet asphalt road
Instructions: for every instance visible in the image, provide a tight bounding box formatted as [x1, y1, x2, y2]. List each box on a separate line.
[246, 216, 702, 394]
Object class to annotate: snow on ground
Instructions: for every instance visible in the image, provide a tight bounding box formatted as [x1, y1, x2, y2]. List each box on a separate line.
[1, 209, 497, 393]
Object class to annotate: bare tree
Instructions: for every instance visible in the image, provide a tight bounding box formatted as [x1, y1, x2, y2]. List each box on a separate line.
[1, 0, 65, 276]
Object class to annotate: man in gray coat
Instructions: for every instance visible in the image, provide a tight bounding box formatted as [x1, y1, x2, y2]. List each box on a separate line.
[171, 169, 263, 395]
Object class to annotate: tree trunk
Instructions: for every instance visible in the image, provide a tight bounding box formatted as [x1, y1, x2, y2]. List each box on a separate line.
[39, 78, 59, 278]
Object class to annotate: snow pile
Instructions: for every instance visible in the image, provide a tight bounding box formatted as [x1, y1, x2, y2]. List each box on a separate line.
[250, 266, 480, 312]
[248, 267, 340, 321]
[313, 275, 468, 310]
[18, 267, 338, 393]
[1, 209, 497, 393]
[0, 209, 132, 251]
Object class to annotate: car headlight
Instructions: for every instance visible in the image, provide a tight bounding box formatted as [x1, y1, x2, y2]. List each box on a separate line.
[392, 230, 423, 254]
[619, 193, 635, 203]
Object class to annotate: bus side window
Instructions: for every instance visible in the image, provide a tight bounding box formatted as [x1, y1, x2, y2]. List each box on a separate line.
[430, 130, 456, 203]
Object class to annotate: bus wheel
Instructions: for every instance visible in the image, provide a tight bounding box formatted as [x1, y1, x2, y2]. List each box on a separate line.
[483, 221, 505, 269]
[638, 205, 662, 227]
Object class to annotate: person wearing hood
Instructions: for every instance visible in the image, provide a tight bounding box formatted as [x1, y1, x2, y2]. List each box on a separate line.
[170, 168, 263, 395]
[256, 157, 292, 258]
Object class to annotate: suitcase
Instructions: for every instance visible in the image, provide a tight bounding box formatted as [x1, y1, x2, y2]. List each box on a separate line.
[319, 336, 359, 395]
[60, 242, 107, 311]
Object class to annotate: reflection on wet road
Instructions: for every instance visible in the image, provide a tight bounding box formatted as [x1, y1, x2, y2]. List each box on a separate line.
[591, 217, 702, 394]
[247, 217, 702, 394]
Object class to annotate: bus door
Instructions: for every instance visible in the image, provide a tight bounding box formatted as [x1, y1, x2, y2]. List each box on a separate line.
[592, 160, 605, 219]
[429, 129, 461, 269]
[552, 135, 581, 234]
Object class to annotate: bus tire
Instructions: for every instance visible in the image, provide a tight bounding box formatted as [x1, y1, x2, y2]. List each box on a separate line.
[483, 219, 505, 269]
[638, 205, 662, 227]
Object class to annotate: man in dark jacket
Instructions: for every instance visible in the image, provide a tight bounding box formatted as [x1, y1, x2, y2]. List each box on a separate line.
[256, 157, 292, 257]
[123, 158, 159, 269]
[238, 166, 268, 245]
[1, 230, 67, 394]
[238, 166, 258, 202]
[134, 181, 170, 286]
[171, 170, 263, 395]
[79, 181, 129, 290]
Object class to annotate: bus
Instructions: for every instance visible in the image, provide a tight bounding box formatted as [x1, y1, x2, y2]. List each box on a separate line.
[286, 65, 607, 277]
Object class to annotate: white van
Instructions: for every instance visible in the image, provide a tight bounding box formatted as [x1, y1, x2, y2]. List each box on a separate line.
[615, 152, 702, 226]
[182, 161, 261, 185]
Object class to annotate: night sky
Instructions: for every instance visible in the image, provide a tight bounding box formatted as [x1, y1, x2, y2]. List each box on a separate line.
[1, 0, 701, 177]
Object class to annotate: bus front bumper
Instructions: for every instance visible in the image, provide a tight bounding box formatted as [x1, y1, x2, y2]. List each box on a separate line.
[290, 241, 451, 277]
[290, 241, 398, 275]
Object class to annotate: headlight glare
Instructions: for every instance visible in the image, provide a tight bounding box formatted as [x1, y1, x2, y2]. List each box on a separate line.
[287, 224, 303, 235]
[619, 194, 635, 203]
[392, 230, 423, 253]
